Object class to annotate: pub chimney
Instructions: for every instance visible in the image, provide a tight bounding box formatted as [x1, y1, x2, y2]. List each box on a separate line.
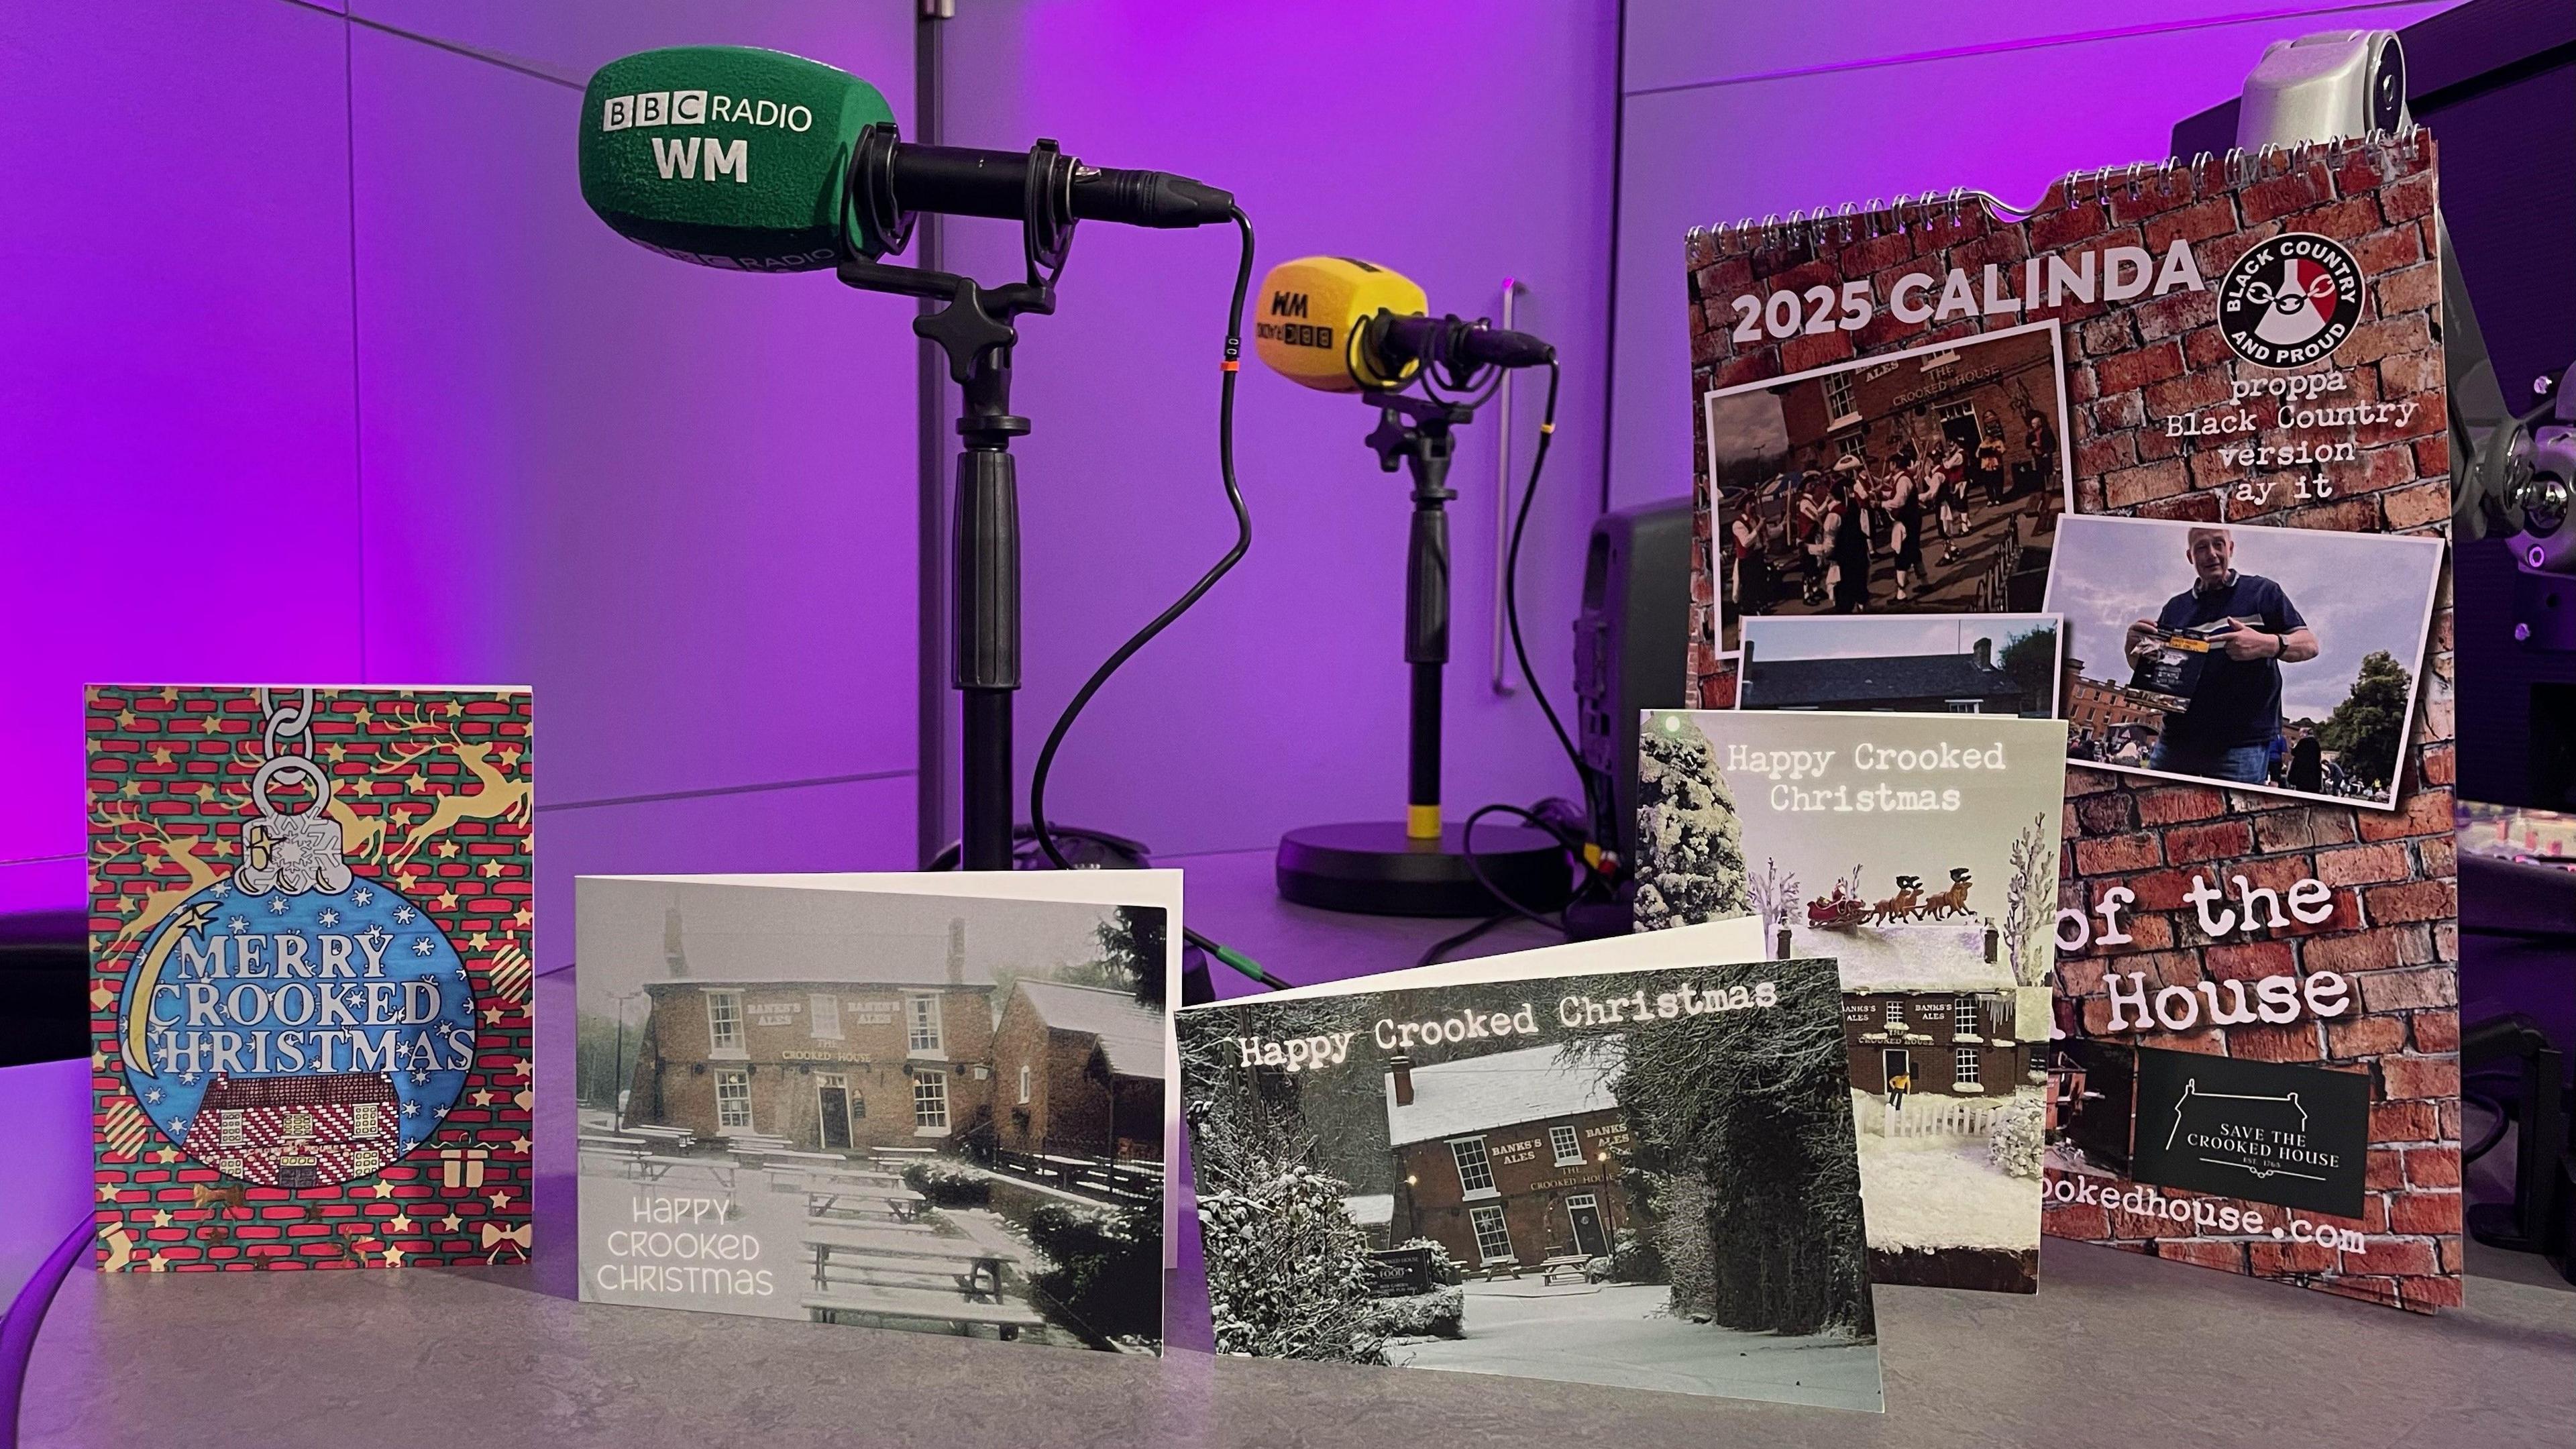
[1389, 1054, 1414, 1107]
[1973, 636, 1994, 670]
[663, 907, 688, 979]
[946, 917, 966, 986]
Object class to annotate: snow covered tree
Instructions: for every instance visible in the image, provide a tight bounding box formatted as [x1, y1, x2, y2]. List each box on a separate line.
[1562, 964, 1873, 1338]
[1633, 714, 1752, 930]
[2001, 814, 2057, 987]
[1199, 1169, 1388, 1364]
[1988, 1093, 2045, 1179]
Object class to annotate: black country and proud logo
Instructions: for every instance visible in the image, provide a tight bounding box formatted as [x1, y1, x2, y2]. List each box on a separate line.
[2217, 233, 2365, 368]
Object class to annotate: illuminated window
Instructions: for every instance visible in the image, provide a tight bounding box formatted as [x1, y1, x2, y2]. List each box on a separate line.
[1469, 1203, 1513, 1264]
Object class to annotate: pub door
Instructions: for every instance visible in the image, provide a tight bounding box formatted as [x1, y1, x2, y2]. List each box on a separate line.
[816, 1075, 853, 1151]
[1566, 1194, 1608, 1258]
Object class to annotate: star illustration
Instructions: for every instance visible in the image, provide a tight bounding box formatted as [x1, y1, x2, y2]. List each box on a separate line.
[471, 1089, 494, 1107]
[119, 780, 139, 799]
[511, 1136, 532, 1155]
[354, 706, 374, 726]
[443, 700, 462, 719]
[402, 1100, 421, 1117]
[371, 1180, 397, 1199]
[152, 1209, 173, 1228]
[97, 1182, 119, 1202]
[481, 1006, 506, 1026]
[361, 926, 392, 952]
[149, 746, 171, 765]
[145, 1088, 163, 1105]
[440, 1213, 464, 1233]
[227, 916, 248, 933]
[468, 932, 489, 951]
[433, 843, 459, 860]
[437, 891, 460, 912]
[513, 906, 533, 929]
[392, 906, 417, 925]
[316, 908, 340, 928]
[119, 896, 140, 916]
[116, 709, 136, 728]
[265, 896, 288, 916]
[326, 743, 347, 763]
[90, 1049, 108, 1071]
[179, 1071, 200, 1086]
[210, 879, 229, 896]
[409, 1070, 430, 1086]
[388, 1213, 415, 1234]
[146, 1252, 170, 1273]
[352, 887, 375, 907]
[383, 1246, 407, 1268]
[156, 1147, 182, 1164]
[479, 861, 504, 879]
[487, 1189, 513, 1210]
[411, 937, 436, 958]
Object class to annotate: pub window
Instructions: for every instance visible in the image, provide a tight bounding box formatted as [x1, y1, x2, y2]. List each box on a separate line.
[1953, 995, 1978, 1034]
[1018, 1063, 1032, 1106]
[2030, 1042, 2049, 1076]
[913, 1070, 949, 1131]
[810, 994, 841, 1041]
[1823, 370, 1858, 427]
[908, 994, 943, 1054]
[1946, 699, 1984, 713]
[706, 991, 743, 1053]
[1468, 1203, 1513, 1264]
[1450, 1136, 1497, 1196]
[1549, 1124, 1583, 1167]
[1955, 1046, 1982, 1086]
[714, 1069, 752, 1130]
[1835, 433, 1868, 462]
[1883, 1000, 1904, 1029]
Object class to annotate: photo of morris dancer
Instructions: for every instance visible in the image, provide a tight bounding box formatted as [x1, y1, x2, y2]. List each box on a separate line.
[1702, 322, 2070, 645]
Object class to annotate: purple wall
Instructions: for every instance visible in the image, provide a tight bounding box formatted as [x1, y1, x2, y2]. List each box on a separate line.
[1, 1, 924, 959]
[1606, 0, 2463, 513]
[936, 0, 1621, 861]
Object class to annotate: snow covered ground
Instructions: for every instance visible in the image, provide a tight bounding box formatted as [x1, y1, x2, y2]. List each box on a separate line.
[1852, 1091, 2041, 1251]
[1393, 1280, 1882, 1412]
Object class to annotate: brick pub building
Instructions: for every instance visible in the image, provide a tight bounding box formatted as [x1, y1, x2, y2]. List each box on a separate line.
[990, 979, 1163, 1160]
[626, 914, 996, 1152]
[1776, 327, 2059, 478]
[1384, 1044, 1633, 1273]
[1840, 989, 2041, 1097]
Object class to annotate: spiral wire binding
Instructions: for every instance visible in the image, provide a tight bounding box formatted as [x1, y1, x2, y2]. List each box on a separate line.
[1690, 125, 2422, 264]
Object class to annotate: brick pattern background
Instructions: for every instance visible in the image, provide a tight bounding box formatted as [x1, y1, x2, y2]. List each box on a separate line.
[88, 686, 535, 1272]
[1681, 133, 2459, 1312]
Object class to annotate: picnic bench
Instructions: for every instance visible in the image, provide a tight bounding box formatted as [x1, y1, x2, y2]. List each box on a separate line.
[804, 1221, 1020, 1300]
[800, 1285, 1046, 1340]
[805, 1183, 929, 1224]
[623, 1124, 700, 1150]
[1538, 1253, 1597, 1286]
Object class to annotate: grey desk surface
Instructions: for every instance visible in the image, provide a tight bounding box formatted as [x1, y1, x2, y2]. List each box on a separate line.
[22, 847, 2576, 1448]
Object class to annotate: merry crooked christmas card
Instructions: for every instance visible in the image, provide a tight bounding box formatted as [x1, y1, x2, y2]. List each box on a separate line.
[88, 685, 534, 1272]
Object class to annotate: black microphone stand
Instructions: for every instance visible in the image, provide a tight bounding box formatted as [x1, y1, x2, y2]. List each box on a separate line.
[838, 136, 1076, 872]
[1272, 388, 1571, 916]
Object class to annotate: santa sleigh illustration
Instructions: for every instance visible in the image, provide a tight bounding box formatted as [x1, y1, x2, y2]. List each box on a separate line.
[184, 1072, 402, 1187]
[1806, 868, 1975, 929]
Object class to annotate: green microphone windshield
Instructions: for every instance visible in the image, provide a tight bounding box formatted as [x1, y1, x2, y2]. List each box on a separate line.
[578, 45, 897, 271]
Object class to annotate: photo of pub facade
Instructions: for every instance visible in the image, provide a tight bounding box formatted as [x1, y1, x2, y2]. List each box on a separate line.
[1383, 1045, 1635, 1273]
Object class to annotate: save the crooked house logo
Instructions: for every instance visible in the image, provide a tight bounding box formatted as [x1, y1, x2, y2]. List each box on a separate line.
[2216, 231, 2365, 369]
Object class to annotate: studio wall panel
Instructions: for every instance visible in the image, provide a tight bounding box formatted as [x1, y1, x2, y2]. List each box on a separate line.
[348, 30, 921, 812]
[1605, 3, 2457, 514]
[1619, 0, 2443, 93]
[529, 773, 916, 969]
[936, 0, 1619, 859]
[346, 0, 910, 84]
[0, 0, 360, 876]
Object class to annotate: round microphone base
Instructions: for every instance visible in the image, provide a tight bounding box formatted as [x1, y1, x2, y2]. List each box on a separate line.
[1274, 820, 1572, 918]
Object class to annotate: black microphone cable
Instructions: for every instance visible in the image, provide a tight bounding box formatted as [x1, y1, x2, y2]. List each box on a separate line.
[1026, 207, 1291, 993]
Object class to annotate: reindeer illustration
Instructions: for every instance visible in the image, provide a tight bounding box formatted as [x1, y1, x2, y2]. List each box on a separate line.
[1870, 875, 1924, 924]
[1919, 867, 1974, 920]
[188, 1179, 252, 1245]
[379, 731, 533, 873]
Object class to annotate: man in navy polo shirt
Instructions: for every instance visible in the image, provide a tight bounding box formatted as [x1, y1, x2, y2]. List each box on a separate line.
[2123, 527, 2319, 786]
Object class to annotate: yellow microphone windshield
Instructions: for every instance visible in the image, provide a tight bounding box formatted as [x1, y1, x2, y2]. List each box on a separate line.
[1250, 256, 1428, 392]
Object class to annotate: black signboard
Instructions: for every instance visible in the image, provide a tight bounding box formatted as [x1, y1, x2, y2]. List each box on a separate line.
[2129, 1046, 2369, 1217]
[1368, 1246, 1434, 1298]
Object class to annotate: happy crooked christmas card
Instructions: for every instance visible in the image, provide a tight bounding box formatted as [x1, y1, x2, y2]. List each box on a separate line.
[89, 685, 534, 1272]
[1176, 941, 1882, 1413]
[1631, 709, 2069, 1293]
[1682, 131, 2460, 1311]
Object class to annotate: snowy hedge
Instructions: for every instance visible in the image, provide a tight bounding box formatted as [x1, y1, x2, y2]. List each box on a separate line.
[1368, 1285, 1464, 1340]
[1396, 1236, 1464, 1286]
[902, 1161, 991, 1207]
[1201, 1167, 1389, 1364]
[1987, 1093, 2045, 1180]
